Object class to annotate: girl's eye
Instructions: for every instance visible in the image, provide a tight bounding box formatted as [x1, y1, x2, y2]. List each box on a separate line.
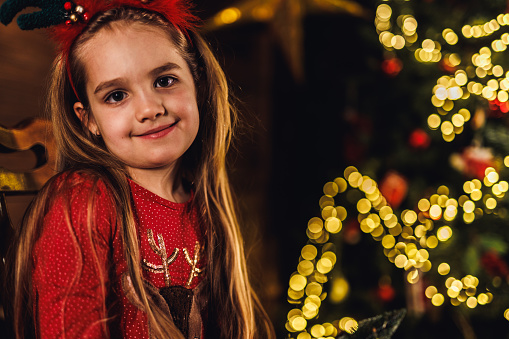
[155, 76, 175, 88]
[105, 91, 127, 103]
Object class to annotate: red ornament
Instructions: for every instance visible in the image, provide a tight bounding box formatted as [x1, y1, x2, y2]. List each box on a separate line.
[382, 57, 403, 77]
[488, 98, 509, 118]
[377, 283, 395, 302]
[379, 171, 408, 209]
[481, 251, 509, 278]
[64, 2, 73, 11]
[451, 146, 495, 179]
[83, 12, 90, 21]
[343, 219, 361, 245]
[409, 128, 430, 149]
[65, 20, 72, 26]
[439, 58, 457, 73]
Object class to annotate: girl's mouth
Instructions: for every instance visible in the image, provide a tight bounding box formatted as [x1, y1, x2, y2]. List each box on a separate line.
[136, 121, 179, 139]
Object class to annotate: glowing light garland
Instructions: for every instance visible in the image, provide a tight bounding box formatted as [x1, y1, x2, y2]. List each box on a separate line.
[286, 2, 509, 337]
[286, 164, 509, 337]
[376, 3, 509, 142]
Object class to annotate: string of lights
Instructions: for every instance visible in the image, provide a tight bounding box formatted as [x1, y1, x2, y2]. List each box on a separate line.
[286, 1, 509, 337]
[286, 162, 509, 337]
[376, 3, 509, 142]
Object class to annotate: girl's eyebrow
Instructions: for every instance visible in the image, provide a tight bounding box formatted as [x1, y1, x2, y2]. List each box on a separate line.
[150, 62, 182, 78]
[94, 78, 126, 94]
[93, 62, 182, 95]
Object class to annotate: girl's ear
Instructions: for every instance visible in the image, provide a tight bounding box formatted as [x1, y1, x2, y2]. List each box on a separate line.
[73, 102, 99, 135]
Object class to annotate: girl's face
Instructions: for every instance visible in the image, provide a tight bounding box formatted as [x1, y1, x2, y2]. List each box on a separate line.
[74, 23, 199, 175]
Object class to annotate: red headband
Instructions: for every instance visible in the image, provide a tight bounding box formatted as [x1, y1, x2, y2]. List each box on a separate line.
[1, 0, 199, 100]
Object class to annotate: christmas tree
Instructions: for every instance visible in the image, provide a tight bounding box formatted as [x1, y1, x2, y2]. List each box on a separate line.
[282, 0, 509, 338]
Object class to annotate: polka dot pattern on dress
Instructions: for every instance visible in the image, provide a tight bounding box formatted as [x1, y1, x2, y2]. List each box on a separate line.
[32, 172, 206, 338]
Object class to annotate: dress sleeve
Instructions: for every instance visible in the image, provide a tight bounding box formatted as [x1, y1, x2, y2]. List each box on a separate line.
[32, 176, 118, 338]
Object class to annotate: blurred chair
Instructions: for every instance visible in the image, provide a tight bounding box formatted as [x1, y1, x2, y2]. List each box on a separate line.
[0, 118, 55, 337]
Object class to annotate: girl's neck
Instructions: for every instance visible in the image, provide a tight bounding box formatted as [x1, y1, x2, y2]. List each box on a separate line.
[128, 165, 190, 203]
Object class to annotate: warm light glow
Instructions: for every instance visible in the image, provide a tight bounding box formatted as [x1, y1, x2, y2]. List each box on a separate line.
[437, 226, 453, 241]
[218, 7, 241, 24]
[438, 263, 451, 275]
[432, 293, 445, 306]
[290, 274, 307, 291]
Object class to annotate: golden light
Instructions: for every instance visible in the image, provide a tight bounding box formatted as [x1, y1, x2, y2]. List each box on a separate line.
[493, 65, 504, 77]
[486, 169, 499, 184]
[382, 234, 396, 248]
[428, 114, 441, 129]
[487, 79, 499, 90]
[308, 217, 323, 233]
[290, 274, 307, 291]
[422, 39, 436, 52]
[330, 277, 349, 303]
[291, 316, 307, 331]
[459, 108, 471, 121]
[429, 204, 442, 220]
[438, 263, 451, 275]
[316, 258, 333, 274]
[306, 282, 322, 297]
[402, 210, 418, 225]
[302, 302, 319, 319]
[466, 296, 478, 308]
[443, 28, 458, 45]
[463, 200, 475, 213]
[339, 317, 358, 334]
[462, 25, 473, 38]
[486, 198, 497, 210]
[336, 206, 348, 220]
[302, 245, 318, 260]
[288, 287, 304, 300]
[437, 226, 453, 241]
[455, 70, 468, 86]
[395, 254, 408, 268]
[426, 235, 439, 248]
[452, 113, 465, 127]
[403, 17, 418, 33]
[217, 7, 242, 25]
[441, 121, 454, 135]
[334, 177, 348, 193]
[297, 332, 311, 339]
[418, 198, 431, 212]
[432, 293, 445, 306]
[325, 217, 342, 233]
[323, 323, 336, 337]
[425, 285, 438, 298]
[392, 35, 406, 49]
[348, 171, 363, 188]
[448, 87, 463, 100]
[297, 260, 314, 276]
[323, 182, 339, 197]
[376, 4, 392, 20]
[463, 212, 475, 223]
[357, 198, 372, 214]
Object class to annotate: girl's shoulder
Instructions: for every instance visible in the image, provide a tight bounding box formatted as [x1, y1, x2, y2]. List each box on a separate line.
[41, 168, 118, 215]
[37, 169, 119, 241]
[47, 169, 114, 197]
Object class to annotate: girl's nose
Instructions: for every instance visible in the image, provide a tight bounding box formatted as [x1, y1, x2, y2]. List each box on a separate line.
[135, 91, 165, 122]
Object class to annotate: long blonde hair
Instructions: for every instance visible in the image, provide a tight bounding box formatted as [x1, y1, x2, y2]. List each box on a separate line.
[11, 7, 274, 339]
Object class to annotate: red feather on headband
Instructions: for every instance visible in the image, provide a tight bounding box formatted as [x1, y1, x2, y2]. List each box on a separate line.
[49, 0, 199, 54]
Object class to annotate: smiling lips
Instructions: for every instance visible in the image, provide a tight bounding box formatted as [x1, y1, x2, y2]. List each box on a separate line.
[135, 121, 179, 139]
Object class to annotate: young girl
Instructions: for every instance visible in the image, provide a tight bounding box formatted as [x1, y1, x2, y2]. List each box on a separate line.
[1, 1, 275, 338]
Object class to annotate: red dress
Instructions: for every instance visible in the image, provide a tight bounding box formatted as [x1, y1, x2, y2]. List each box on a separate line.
[32, 172, 206, 338]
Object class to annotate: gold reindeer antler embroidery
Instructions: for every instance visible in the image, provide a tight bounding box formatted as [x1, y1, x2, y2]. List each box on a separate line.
[183, 241, 204, 288]
[142, 229, 178, 287]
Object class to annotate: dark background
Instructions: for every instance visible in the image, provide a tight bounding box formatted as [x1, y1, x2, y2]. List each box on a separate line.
[3, 1, 509, 338]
